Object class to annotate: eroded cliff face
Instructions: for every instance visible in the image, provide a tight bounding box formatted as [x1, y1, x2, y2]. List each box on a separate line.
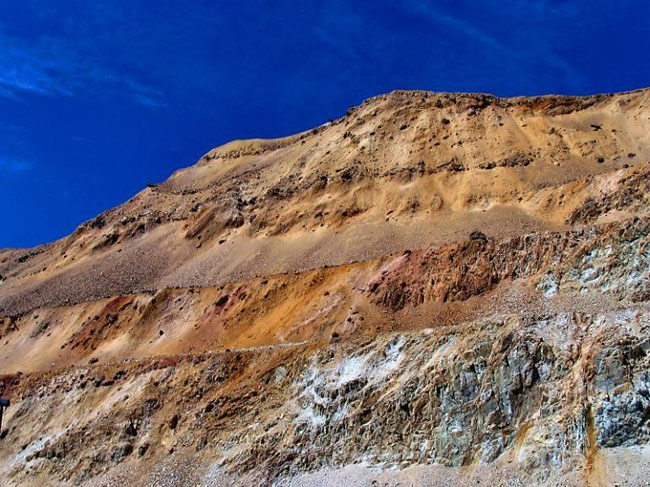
[0, 89, 649, 486]
[0, 308, 648, 486]
[2, 89, 649, 317]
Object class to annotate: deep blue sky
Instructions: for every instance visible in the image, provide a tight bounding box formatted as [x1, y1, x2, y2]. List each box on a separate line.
[1, 1, 649, 247]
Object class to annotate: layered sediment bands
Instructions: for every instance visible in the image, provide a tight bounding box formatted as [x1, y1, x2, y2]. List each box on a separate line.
[1, 89, 650, 486]
[2, 89, 650, 316]
[0, 309, 648, 486]
[370, 216, 649, 309]
[0, 217, 646, 375]
[566, 163, 650, 225]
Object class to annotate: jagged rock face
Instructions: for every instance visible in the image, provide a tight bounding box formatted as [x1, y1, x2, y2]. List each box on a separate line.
[0, 89, 649, 486]
[0, 310, 647, 486]
[370, 216, 649, 310]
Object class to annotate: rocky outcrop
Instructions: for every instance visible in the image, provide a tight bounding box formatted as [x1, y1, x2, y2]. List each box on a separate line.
[2, 89, 650, 317]
[1, 89, 650, 486]
[370, 217, 649, 310]
[0, 307, 647, 486]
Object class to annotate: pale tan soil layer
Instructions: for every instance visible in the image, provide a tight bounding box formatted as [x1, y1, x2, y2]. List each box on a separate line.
[1, 89, 649, 316]
[0, 89, 649, 486]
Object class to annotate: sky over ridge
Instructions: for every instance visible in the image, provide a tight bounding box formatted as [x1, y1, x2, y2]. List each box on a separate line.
[1, 0, 649, 247]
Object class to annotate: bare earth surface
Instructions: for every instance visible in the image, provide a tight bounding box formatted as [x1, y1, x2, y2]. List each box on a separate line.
[0, 89, 649, 486]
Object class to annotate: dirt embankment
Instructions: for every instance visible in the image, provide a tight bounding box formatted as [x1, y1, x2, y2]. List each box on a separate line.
[0, 89, 649, 486]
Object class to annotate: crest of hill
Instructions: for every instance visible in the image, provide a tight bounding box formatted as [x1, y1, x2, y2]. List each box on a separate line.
[0, 88, 649, 318]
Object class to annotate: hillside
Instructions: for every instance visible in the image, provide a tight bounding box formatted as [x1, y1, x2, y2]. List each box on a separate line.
[0, 89, 649, 486]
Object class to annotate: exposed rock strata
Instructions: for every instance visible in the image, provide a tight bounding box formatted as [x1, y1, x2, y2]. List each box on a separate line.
[0, 89, 649, 486]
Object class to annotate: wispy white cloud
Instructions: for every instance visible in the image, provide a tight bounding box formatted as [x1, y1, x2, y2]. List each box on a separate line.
[0, 157, 33, 174]
[0, 34, 74, 97]
[401, 0, 586, 91]
[405, 1, 506, 52]
[0, 28, 164, 107]
[132, 94, 164, 108]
